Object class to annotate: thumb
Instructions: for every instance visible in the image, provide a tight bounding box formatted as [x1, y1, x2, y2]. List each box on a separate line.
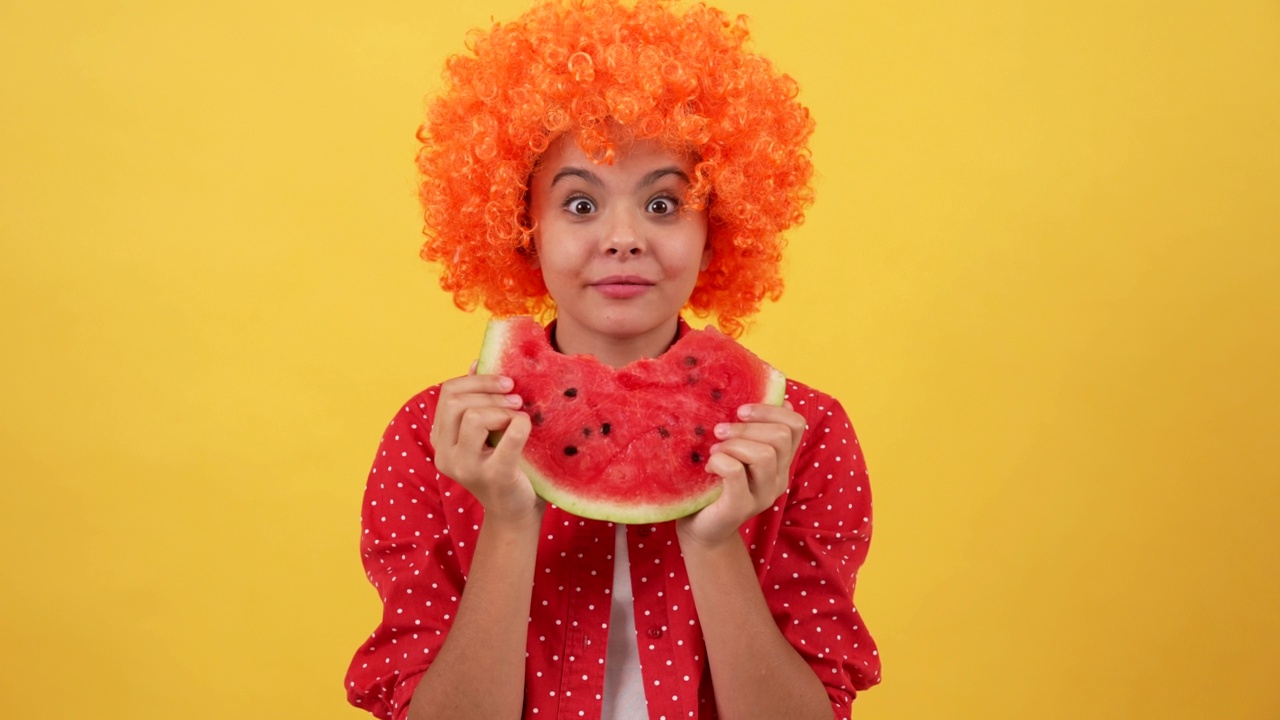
[717, 471, 751, 511]
[707, 458, 752, 517]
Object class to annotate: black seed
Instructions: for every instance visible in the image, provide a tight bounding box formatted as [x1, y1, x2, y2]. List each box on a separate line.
[686, 374, 699, 385]
[711, 388, 723, 401]
[691, 451, 702, 463]
[657, 427, 670, 439]
[564, 446, 578, 456]
[683, 356, 697, 367]
[601, 423, 611, 436]
[694, 425, 705, 436]
[564, 387, 578, 398]
[532, 412, 544, 426]
[582, 427, 592, 438]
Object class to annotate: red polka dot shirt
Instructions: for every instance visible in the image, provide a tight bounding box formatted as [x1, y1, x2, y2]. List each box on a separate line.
[345, 379, 881, 719]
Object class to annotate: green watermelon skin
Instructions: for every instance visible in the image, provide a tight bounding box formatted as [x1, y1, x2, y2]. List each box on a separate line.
[477, 317, 786, 524]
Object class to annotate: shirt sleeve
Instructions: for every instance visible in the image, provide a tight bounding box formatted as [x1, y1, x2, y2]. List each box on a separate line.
[345, 390, 465, 720]
[766, 385, 882, 718]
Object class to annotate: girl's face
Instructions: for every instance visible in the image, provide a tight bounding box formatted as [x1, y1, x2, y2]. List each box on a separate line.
[528, 134, 710, 366]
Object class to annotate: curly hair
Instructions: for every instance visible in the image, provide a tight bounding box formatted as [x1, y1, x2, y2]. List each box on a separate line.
[416, 0, 815, 336]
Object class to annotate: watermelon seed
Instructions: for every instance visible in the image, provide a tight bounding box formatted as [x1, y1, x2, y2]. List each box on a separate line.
[564, 388, 578, 398]
[582, 427, 592, 438]
[657, 427, 670, 439]
[694, 425, 705, 436]
[601, 423, 612, 436]
[686, 374, 699, 385]
[532, 412, 545, 426]
[684, 356, 697, 367]
[711, 389, 723, 401]
[564, 446, 579, 456]
[691, 451, 702, 463]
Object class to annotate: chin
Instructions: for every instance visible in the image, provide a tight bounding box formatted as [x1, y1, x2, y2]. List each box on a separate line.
[588, 311, 667, 335]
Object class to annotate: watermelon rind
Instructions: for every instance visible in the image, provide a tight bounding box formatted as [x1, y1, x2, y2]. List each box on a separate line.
[475, 318, 514, 375]
[522, 462, 725, 525]
[471, 316, 787, 525]
[764, 366, 787, 407]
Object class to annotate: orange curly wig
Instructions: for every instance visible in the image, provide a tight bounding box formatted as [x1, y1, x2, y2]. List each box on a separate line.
[417, 0, 815, 336]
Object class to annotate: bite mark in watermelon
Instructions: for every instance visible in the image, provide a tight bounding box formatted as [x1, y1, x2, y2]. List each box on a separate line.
[476, 317, 786, 524]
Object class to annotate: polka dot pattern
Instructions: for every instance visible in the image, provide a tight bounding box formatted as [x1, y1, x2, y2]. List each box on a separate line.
[345, 379, 881, 719]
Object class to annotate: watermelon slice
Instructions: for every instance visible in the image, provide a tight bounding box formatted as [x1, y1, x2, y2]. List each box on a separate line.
[476, 316, 786, 524]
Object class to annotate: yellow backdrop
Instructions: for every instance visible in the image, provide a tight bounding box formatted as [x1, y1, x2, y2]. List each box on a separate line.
[2, 0, 1278, 718]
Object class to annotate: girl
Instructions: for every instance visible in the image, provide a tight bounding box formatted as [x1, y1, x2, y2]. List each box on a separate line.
[346, 2, 880, 718]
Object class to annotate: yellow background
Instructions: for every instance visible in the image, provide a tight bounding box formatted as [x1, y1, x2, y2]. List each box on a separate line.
[2, 0, 1277, 717]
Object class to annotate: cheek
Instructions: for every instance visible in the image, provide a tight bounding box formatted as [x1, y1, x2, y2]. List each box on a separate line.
[682, 220, 711, 272]
[531, 242, 577, 288]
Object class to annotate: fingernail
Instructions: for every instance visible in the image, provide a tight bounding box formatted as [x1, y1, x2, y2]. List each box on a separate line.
[737, 405, 751, 420]
[714, 423, 729, 439]
[498, 376, 514, 391]
[506, 394, 522, 407]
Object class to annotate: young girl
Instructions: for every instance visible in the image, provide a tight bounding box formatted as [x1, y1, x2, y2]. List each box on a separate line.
[346, 1, 880, 718]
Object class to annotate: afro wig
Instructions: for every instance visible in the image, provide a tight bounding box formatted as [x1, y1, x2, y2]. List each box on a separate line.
[416, 0, 815, 336]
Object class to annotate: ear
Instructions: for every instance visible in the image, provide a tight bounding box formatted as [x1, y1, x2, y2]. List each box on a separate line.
[699, 242, 712, 272]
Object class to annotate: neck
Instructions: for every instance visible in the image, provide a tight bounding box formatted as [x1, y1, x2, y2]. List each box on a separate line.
[552, 317, 680, 368]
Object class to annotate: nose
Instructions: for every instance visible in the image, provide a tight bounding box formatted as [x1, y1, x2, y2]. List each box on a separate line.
[603, 210, 645, 257]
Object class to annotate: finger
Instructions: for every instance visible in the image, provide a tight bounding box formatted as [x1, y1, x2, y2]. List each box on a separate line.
[712, 422, 795, 479]
[455, 406, 524, 455]
[710, 438, 781, 498]
[435, 396, 519, 451]
[732, 403, 806, 453]
[440, 390, 525, 417]
[703, 457, 754, 521]
[704, 451, 747, 483]
[468, 359, 478, 376]
[433, 382, 522, 448]
[713, 421, 793, 454]
[489, 411, 532, 474]
[736, 402, 806, 433]
[440, 373, 515, 396]
[438, 405, 495, 478]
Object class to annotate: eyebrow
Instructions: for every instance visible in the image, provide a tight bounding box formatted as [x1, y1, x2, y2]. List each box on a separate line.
[550, 166, 691, 191]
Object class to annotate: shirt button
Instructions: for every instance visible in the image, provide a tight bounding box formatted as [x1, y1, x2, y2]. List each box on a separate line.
[647, 626, 663, 639]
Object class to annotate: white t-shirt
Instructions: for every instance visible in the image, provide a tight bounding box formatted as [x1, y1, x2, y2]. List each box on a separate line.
[601, 524, 648, 719]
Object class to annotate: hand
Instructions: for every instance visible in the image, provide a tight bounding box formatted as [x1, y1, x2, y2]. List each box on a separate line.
[430, 364, 544, 526]
[676, 402, 806, 549]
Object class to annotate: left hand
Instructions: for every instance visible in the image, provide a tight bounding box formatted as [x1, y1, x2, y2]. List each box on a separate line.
[676, 402, 806, 549]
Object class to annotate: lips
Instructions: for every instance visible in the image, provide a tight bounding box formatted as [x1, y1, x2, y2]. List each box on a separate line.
[592, 275, 653, 287]
[591, 275, 654, 299]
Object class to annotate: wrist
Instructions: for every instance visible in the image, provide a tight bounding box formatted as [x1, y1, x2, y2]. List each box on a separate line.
[480, 502, 546, 539]
[675, 521, 744, 556]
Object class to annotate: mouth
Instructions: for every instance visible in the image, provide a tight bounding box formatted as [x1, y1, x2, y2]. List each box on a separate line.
[590, 276, 654, 298]
[592, 275, 654, 287]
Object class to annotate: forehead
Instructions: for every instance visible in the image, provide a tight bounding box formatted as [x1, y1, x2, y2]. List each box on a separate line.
[533, 134, 696, 179]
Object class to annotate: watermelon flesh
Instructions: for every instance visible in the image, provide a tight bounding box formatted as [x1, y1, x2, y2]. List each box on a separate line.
[476, 317, 786, 524]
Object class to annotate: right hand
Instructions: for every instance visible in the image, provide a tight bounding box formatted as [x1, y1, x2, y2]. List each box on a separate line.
[430, 365, 543, 525]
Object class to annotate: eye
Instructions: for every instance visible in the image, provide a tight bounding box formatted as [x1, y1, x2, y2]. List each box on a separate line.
[647, 196, 680, 216]
[565, 196, 596, 215]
